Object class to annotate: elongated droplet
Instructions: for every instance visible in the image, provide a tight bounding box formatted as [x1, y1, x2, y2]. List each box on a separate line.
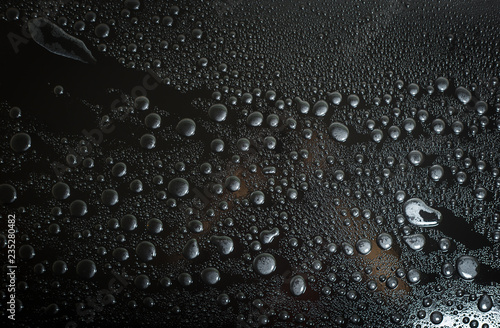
[404, 198, 442, 227]
[290, 275, 307, 296]
[28, 18, 96, 64]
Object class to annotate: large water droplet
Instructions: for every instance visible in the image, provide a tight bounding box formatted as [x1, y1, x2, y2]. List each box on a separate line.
[403, 198, 442, 227]
[253, 253, 276, 275]
[328, 122, 349, 142]
[456, 255, 479, 280]
[290, 275, 307, 296]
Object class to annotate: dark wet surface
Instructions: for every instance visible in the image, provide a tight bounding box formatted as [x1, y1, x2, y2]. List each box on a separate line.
[1, 1, 500, 327]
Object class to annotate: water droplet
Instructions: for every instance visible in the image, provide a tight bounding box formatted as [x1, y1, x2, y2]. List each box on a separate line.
[101, 189, 119, 206]
[168, 178, 189, 197]
[328, 122, 349, 142]
[429, 311, 443, 324]
[477, 294, 493, 312]
[69, 200, 88, 217]
[140, 133, 156, 149]
[290, 275, 307, 296]
[176, 118, 196, 137]
[76, 259, 97, 279]
[435, 77, 449, 92]
[208, 104, 228, 122]
[455, 86, 472, 104]
[403, 198, 442, 227]
[144, 113, 161, 129]
[407, 269, 421, 284]
[403, 234, 426, 251]
[210, 236, 234, 255]
[200, 267, 220, 285]
[136, 241, 156, 262]
[355, 238, 372, 255]
[183, 238, 200, 260]
[456, 255, 479, 280]
[377, 233, 393, 250]
[10, 132, 31, 152]
[253, 253, 276, 275]
[408, 150, 425, 166]
[0, 184, 17, 204]
[134, 96, 149, 110]
[312, 100, 328, 116]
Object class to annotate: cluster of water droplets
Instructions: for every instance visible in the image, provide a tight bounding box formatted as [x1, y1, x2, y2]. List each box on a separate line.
[1, 0, 500, 327]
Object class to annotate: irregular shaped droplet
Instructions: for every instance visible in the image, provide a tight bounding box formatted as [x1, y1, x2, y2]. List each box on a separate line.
[327, 91, 342, 105]
[403, 234, 426, 251]
[210, 236, 234, 255]
[456, 255, 480, 280]
[290, 275, 307, 296]
[403, 198, 442, 227]
[28, 18, 96, 64]
[328, 122, 349, 142]
[259, 228, 279, 244]
[253, 253, 276, 275]
[294, 97, 310, 114]
[183, 238, 200, 260]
